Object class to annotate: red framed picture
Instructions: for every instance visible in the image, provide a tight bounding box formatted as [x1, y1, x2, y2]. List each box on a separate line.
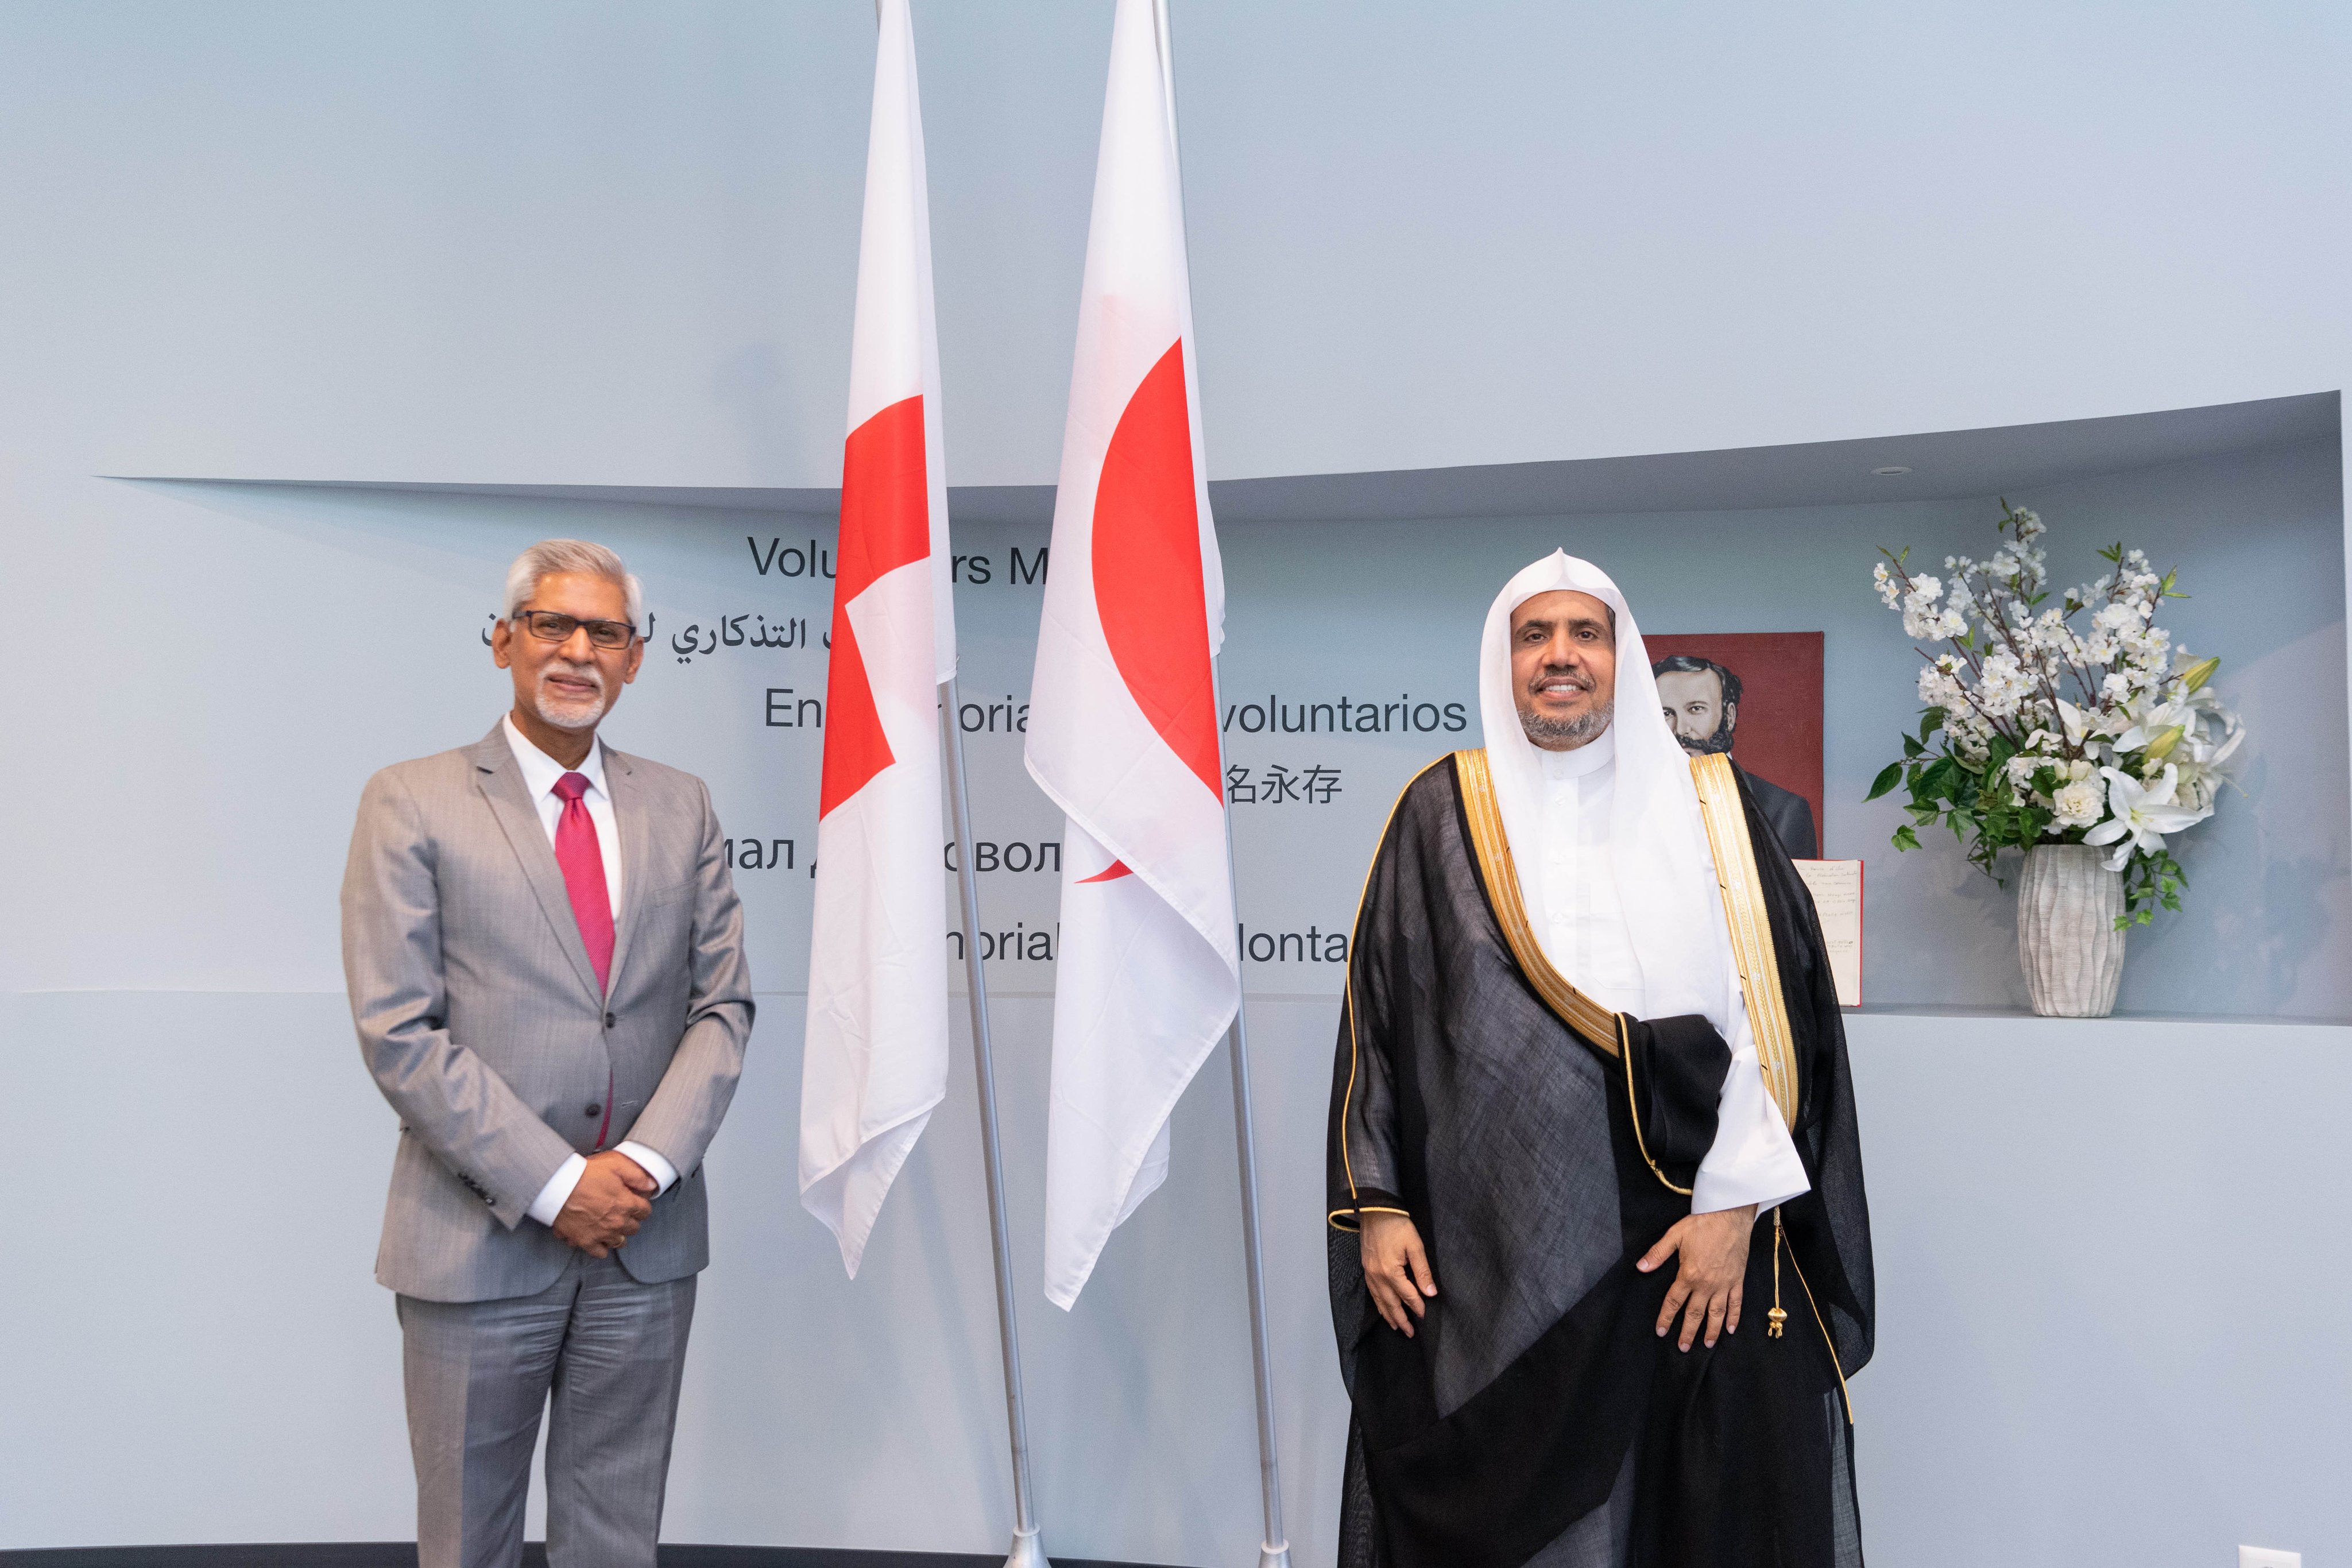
[1643, 631, 1825, 860]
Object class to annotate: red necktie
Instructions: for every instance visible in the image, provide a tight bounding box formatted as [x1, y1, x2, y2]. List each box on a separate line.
[551, 772, 616, 993]
[552, 772, 617, 1148]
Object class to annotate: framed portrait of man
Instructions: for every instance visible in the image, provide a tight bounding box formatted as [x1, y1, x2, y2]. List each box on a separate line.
[1643, 631, 1825, 861]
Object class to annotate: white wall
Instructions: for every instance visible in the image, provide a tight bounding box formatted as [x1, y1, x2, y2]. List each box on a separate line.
[3, 439, 2343, 1563]
[1, 2, 2345, 493]
[12, 434, 2336, 1015]
[10, 993, 2347, 1567]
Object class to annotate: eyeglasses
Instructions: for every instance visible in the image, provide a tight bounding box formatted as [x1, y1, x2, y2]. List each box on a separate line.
[509, 610, 638, 650]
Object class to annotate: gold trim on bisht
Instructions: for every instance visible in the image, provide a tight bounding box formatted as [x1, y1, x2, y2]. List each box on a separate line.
[1688, 752, 1801, 1132]
[1331, 756, 1453, 1232]
[1452, 749, 1620, 1055]
[1615, 1012, 1694, 1197]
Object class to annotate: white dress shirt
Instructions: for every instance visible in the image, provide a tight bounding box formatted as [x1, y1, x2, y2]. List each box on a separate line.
[1533, 732, 1810, 1215]
[501, 717, 680, 1225]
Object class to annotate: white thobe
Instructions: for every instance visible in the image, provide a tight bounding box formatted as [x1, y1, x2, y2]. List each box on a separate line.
[1533, 731, 1809, 1215]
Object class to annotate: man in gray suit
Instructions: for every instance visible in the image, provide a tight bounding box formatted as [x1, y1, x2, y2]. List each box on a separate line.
[342, 539, 753, 1568]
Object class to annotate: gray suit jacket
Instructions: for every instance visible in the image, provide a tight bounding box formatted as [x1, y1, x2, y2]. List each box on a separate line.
[342, 721, 754, 1303]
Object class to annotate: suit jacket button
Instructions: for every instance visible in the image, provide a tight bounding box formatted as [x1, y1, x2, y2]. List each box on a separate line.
[604, 1012, 617, 1028]
[586, 1103, 602, 1117]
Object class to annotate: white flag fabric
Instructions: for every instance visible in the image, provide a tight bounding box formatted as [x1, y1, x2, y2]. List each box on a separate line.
[799, 0, 957, 1277]
[1025, 0, 1239, 1310]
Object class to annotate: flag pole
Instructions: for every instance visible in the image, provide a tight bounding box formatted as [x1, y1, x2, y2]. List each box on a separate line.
[941, 676, 1050, 1568]
[1151, 1, 1290, 1561]
[1207, 668, 1293, 1568]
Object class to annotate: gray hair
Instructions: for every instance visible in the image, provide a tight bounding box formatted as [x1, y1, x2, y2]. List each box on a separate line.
[504, 539, 644, 628]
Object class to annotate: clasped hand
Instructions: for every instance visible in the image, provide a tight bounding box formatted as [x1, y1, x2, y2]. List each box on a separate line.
[552, 1150, 656, 1258]
[1361, 1202, 1759, 1352]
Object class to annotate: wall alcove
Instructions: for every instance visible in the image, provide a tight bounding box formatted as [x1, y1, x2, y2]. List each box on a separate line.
[129, 388, 2347, 1018]
[12, 392, 2346, 1568]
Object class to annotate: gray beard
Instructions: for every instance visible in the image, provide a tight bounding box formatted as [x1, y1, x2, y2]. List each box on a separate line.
[1521, 699, 1614, 750]
[533, 669, 609, 731]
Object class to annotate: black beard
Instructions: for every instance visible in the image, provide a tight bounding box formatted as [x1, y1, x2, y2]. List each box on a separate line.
[1676, 715, 1736, 756]
[1521, 699, 1614, 749]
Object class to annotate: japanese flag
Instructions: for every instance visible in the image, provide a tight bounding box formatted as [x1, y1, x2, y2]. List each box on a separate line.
[1024, 0, 1239, 1310]
[798, 0, 957, 1277]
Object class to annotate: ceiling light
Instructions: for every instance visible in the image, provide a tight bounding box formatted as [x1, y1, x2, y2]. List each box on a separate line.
[1872, 465, 1912, 477]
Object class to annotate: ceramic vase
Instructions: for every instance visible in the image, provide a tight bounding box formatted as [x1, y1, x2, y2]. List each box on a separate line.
[2016, 843, 2125, 1017]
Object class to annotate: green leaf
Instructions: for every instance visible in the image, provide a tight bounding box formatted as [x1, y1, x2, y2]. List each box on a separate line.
[1866, 762, 1904, 801]
[1919, 708, 1944, 741]
[1891, 825, 1921, 851]
[1902, 733, 1924, 759]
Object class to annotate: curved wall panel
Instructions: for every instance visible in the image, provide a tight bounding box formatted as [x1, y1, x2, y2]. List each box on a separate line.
[1, 3, 2343, 490]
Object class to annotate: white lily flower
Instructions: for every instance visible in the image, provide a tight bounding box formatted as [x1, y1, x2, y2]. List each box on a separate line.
[2116, 697, 2190, 755]
[2171, 757, 2218, 815]
[2082, 765, 2210, 871]
[2055, 699, 2096, 749]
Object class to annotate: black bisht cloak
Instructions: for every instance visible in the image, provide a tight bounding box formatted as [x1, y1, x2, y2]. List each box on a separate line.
[1327, 753, 1874, 1568]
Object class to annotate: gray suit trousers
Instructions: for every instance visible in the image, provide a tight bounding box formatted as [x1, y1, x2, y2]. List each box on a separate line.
[399, 1254, 696, 1568]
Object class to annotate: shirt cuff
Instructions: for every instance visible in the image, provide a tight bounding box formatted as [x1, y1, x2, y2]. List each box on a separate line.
[1691, 989, 1812, 1217]
[1691, 1151, 1810, 1216]
[526, 1153, 588, 1227]
[614, 1140, 679, 1195]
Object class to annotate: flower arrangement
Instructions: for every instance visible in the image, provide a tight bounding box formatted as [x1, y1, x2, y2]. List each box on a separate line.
[1866, 502, 2242, 926]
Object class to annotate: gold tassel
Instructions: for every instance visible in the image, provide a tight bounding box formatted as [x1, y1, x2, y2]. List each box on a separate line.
[1767, 1209, 1788, 1339]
